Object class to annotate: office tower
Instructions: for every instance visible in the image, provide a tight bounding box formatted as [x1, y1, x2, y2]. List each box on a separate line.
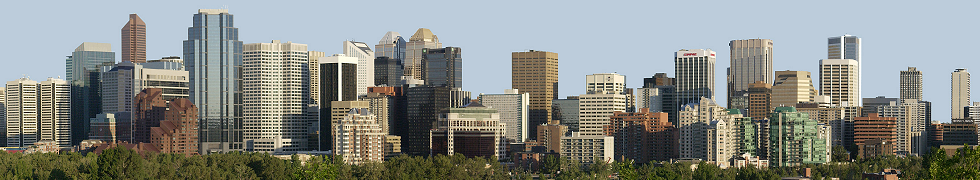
[605, 108, 677, 163]
[819, 59, 860, 106]
[953, 69, 970, 119]
[101, 61, 189, 119]
[450, 88, 472, 108]
[747, 81, 772, 120]
[536, 124, 567, 153]
[404, 28, 443, 81]
[133, 88, 166, 143]
[242, 40, 311, 152]
[941, 119, 978, 146]
[479, 89, 530, 142]
[636, 88, 663, 112]
[183, 9, 244, 153]
[6, 77, 71, 147]
[343, 41, 375, 96]
[642, 73, 679, 124]
[728, 39, 774, 108]
[422, 47, 462, 88]
[771, 71, 816, 107]
[375, 57, 403, 87]
[876, 99, 929, 156]
[334, 108, 385, 164]
[577, 93, 626, 136]
[375, 31, 406, 61]
[560, 132, 614, 164]
[768, 107, 830, 167]
[89, 113, 126, 142]
[677, 97, 740, 161]
[149, 98, 199, 155]
[643, 73, 675, 88]
[319, 54, 358, 150]
[121, 14, 146, 63]
[854, 113, 897, 158]
[675, 49, 716, 105]
[67, 42, 114, 145]
[512, 50, 559, 137]
[404, 85, 453, 156]
[586, 73, 626, 94]
[430, 103, 507, 159]
[359, 93, 393, 135]
[308, 51, 325, 105]
[553, 97, 579, 132]
[901, 67, 923, 102]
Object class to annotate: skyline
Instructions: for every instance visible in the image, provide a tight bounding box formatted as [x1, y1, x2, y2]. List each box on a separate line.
[2, 1, 979, 122]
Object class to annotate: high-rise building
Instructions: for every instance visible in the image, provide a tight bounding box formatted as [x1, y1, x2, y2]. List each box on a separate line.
[308, 51, 325, 105]
[404, 85, 453, 156]
[577, 93, 626, 136]
[334, 108, 385, 164]
[642, 73, 679, 124]
[121, 14, 146, 63]
[643, 73, 675, 88]
[242, 40, 311, 153]
[675, 49, 716, 105]
[430, 103, 507, 159]
[636, 88, 664, 112]
[375, 31, 406, 62]
[343, 41, 375, 96]
[560, 132, 614, 164]
[728, 39, 774, 108]
[605, 108, 677, 163]
[479, 89, 529, 142]
[133, 88, 166, 144]
[901, 67, 923, 102]
[67, 42, 114, 145]
[828, 35, 862, 104]
[536, 124, 567, 153]
[375, 57, 403, 87]
[771, 71, 816, 107]
[183, 9, 244, 153]
[319, 55, 358, 150]
[421, 47, 462, 89]
[553, 97, 579, 132]
[677, 97, 740, 161]
[586, 73, 626, 94]
[359, 93, 393, 135]
[148, 98, 199, 155]
[100, 61, 189, 119]
[707, 119, 736, 168]
[819, 59, 860, 106]
[768, 107, 830, 167]
[405, 28, 442, 81]
[6, 77, 71, 147]
[747, 81, 772, 120]
[952, 69, 970, 119]
[854, 113, 897, 158]
[512, 50, 559, 138]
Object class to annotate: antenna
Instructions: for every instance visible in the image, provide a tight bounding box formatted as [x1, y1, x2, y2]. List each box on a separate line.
[222, 5, 229, 10]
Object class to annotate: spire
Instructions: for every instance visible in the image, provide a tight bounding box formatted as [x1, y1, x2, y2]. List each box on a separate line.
[409, 28, 439, 43]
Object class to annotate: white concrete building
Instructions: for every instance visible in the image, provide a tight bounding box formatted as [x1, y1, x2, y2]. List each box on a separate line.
[478, 89, 530, 142]
[707, 120, 735, 168]
[577, 93, 626, 136]
[819, 59, 860, 106]
[675, 49, 716, 105]
[335, 108, 385, 164]
[586, 73, 626, 94]
[6, 77, 70, 147]
[678, 97, 738, 161]
[952, 69, 970, 119]
[242, 40, 311, 153]
[560, 132, 614, 164]
[343, 41, 375, 96]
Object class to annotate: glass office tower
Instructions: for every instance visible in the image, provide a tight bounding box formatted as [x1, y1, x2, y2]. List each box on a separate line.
[183, 9, 244, 153]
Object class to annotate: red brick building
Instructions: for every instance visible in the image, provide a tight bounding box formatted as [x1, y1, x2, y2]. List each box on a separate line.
[604, 108, 677, 163]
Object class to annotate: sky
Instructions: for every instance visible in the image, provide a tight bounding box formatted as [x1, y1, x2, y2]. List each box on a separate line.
[1, 0, 978, 122]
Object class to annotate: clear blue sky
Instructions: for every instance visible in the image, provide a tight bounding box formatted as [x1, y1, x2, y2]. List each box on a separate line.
[1, 0, 977, 122]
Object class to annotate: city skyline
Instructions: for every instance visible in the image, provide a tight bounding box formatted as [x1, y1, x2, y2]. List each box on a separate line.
[3, 1, 980, 122]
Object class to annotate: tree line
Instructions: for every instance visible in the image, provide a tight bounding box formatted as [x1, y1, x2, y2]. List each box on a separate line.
[0, 145, 978, 179]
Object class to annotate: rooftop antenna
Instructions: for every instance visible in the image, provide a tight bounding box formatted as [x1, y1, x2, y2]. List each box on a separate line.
[222, 5, 229, 10]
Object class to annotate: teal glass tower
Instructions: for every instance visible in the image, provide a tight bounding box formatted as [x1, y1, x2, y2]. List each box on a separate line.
[183, 9, 243, 153]
[67, 42, 114, 145]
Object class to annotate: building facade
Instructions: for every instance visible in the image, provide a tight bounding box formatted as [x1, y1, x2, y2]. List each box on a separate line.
[67, 42, 115, 145]
[183, 9, 244, 153]
[675, 49, 716, 106]
[605, 108, 677, 163]
[768, 107, 830, 167]
[430, 103, 507, 159]
[121, 14, 147, 63]
[854, 113, 897, 157]
[242, 40, 311, 152]
[404, 85, 453, 156]
[334, 108, 385, 164]
[343, 41, 375, 96]
[479, 89, 529, 142]
[404, 28, 442, 81]
[512, 50, 559, 138]
[577, 94, 626, 136]
[819, 59, 860, 106]
[560, 132, 614, 164]
[900, 67, 923, 102]
[771, 71, 816, 107]
[148, 98, 199, 155]
[728, 39, 774, 108]
[6, 77, 71, 147]
[422, 47, 462, 88]
[319, 54, 358, 150]
[952, 69, 970, 119]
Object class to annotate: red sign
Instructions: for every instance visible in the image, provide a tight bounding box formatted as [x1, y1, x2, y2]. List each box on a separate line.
[710, 53, 715, 56]
[683, 53, 697, 56]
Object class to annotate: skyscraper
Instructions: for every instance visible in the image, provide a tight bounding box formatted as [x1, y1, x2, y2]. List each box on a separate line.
[828, 35, 862, 105]
[900, 67, 923, 102]
[6, 77, 70, 147]
[642, 73, 678, 125]
[404, 85, 453, 156]
[404, 28, 442, 81]
[375, 31, 406, 65]
[67, 42, 114, 145]
[577, 93, 626, 136]
[422, 47, 462, 88]
[319, 54, 358, 150]
[675, 49, 716, 105]
[183, 9, 244, 153]
[819, 59, 860, 106]
[133, 88, 166, 144]
[605, 108, 677, 163]
[242, 40, 311, 152]
[149, 98, 200, 155]
[308, 51, 325, 105]
[100, 61, 189, 119]
[771, 71, 816, 107]
[586, 73, 626, 94]
[512, 50, 559, 138]
[374, 57, 403, 87]
[952, 69, 970, 119]
[747, 81, 772, 120]
[728, 39, 774, 108]
[478, 89, 530, 142]
[677, 97, 738, 161]
[121, 14, 146, 63]
[343, 41, 375, 96]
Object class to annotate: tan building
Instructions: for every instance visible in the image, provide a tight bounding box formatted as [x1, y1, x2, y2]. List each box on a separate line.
[360, 93, 393, 134]
[384, 135, 401, 158]
[121, 14, 146, 63]
[952, 69, 970, 119]
[535, 124, 567, 153]
[331, 101, 370, 146]
[771, 71, 815, 107]
[512, 50, 559, 138]
[728, 39, 774, 108]
[900, 67, 923, 102]
[819, 59, 860, 106]
[747, 81, 772, 120]
[334, 108, 385, 164]
[308, 51, 325, 105]
[404, 28, 442, 81]
[577, 93, 627, 136]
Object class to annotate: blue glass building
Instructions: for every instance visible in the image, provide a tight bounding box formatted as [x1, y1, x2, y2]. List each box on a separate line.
[182, 9, 243, 153]
[66, 42, 115, 145]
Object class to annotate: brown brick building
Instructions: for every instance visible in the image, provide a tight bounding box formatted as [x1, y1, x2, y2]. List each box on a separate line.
[854, 113, 897, 157]
[604, 108, 677, 163]
[746, 81, 772, 120]
[133, 88, 167, 143]
[148, 98, 199, 155]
